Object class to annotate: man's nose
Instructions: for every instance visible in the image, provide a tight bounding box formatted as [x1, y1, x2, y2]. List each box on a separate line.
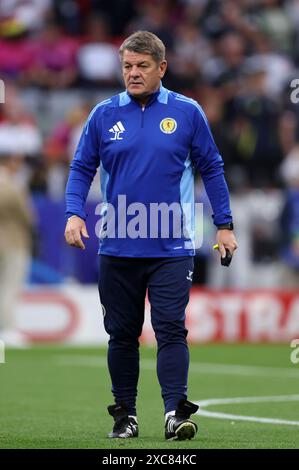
[130, 65, 141, 77]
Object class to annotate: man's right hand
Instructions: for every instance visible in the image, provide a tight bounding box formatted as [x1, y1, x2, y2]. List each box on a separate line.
[64, 215, 89, 250]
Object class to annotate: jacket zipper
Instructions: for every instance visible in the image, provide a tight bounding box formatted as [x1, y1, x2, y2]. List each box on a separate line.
[141, 106, 145, 128]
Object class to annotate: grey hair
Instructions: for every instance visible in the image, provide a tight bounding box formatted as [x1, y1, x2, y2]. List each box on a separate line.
[119, 30, 166, 63]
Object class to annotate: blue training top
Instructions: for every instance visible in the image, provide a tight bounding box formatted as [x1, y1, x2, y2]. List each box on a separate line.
[65, 84, 232, 257]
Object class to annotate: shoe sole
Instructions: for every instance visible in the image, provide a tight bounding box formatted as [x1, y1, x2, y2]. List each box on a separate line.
[167, 421, 197, 441]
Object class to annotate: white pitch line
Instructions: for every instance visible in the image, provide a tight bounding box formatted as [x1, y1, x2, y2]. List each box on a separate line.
[190, 362, 299, 378]
[55, 355, 299, 378]
[195, 395, 299, 426]
[55, 356, 299, 425]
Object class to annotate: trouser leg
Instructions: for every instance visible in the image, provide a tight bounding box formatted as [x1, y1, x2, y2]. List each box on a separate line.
[148, 257, 193, 413]
[98, 255, 147, 415]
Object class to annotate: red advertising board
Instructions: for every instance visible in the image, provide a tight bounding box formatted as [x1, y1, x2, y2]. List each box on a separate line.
[18, 287, 299, 344]
[141, 288, 299, 344]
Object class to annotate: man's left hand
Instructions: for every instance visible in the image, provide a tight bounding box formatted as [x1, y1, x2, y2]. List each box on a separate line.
[215, 230, 238, 259]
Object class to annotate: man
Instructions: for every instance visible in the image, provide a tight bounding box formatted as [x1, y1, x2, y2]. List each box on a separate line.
[0, 154, 34, 347]
[65, 31, 237, 440]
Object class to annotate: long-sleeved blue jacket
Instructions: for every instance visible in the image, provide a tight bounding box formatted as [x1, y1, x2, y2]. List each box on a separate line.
[65, 85, 232, 257]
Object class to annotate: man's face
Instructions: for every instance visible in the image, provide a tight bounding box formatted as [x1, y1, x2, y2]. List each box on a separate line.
[122, 50, 167, 103]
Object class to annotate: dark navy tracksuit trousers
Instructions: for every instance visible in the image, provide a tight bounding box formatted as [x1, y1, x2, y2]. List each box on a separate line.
[98, 255, 194, 415]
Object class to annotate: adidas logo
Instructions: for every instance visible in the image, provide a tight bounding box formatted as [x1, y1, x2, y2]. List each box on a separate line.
[166, 416, 177, 434]
[109, 121, 125, 140]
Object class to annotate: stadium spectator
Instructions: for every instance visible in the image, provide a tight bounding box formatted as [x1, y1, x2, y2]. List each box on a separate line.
[77, 14, 121, 88]
[227, 61, 282, 187]
[28, 19, 79, 89]
[202, 30, 246, 102]
[252, 0, 294, 54]
[127, 0, 177, 49]
[0, 0, 51, 35]
[247, 32, 295, 99]
[0, 153, 34, 347]
[0, 34, 36, 84]
[43, 102, 91, 199]
[0, 83, 42, 158]
[167, 20, 211, 90]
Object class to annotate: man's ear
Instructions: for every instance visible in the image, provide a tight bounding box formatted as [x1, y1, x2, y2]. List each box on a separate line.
[159, 60, 167, 78]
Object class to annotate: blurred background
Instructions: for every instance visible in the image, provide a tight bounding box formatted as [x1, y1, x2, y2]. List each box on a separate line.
[0, 0, 299, 346]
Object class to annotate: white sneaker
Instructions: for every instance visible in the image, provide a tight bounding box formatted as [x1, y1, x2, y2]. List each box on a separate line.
[165, 399, 199, 440]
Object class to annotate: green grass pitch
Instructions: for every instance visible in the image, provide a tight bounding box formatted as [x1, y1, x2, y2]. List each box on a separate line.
[0, 344, 298, 449]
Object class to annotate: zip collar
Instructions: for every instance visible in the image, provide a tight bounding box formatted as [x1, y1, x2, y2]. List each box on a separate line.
[119, 84, 169, 108]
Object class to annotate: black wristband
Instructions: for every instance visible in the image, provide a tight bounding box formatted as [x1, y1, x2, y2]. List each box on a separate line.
[217, 222, 234, 230]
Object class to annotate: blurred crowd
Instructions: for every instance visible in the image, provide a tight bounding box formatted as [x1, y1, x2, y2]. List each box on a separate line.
[1, 0, 299, 288]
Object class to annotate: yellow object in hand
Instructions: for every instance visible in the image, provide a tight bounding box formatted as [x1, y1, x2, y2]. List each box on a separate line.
[213, 244, 219, 250]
